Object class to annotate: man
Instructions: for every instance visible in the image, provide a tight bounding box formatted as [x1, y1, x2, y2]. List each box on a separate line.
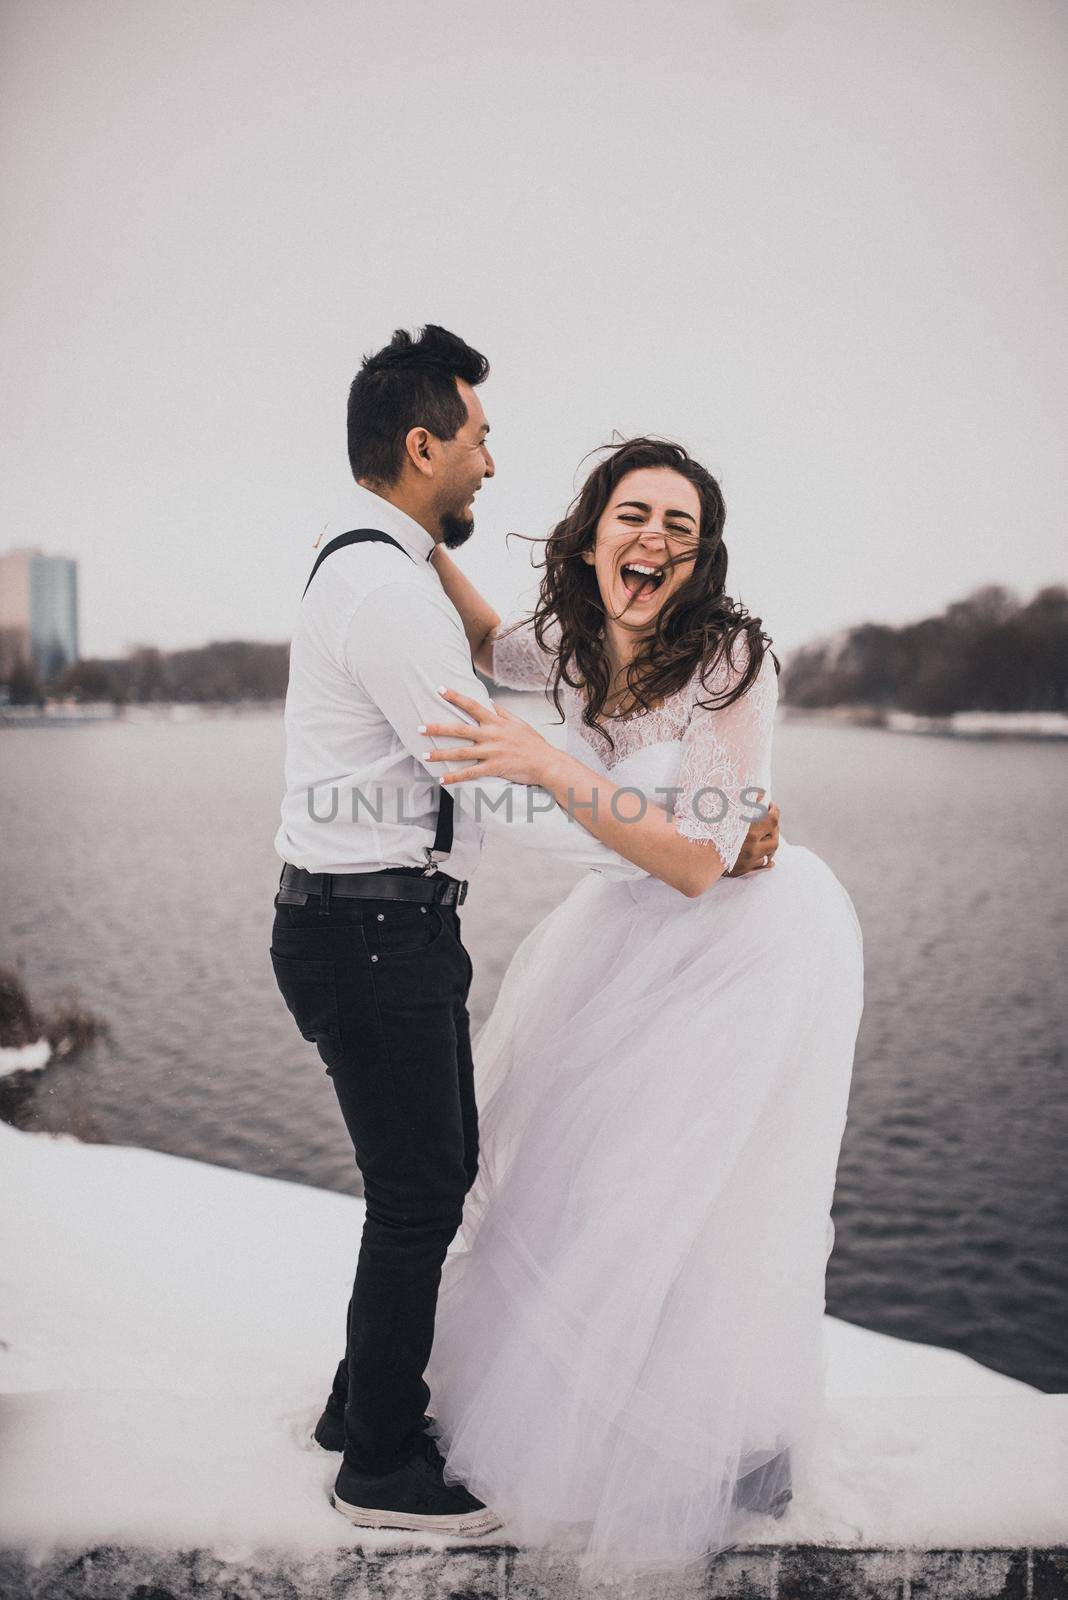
[271, 324, 780, 1535]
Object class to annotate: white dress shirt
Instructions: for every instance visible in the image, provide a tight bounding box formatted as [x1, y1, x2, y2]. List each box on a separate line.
[274, 483, 643, 882]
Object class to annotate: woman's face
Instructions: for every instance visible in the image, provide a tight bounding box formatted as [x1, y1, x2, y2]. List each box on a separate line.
[583, 466, 702, 629]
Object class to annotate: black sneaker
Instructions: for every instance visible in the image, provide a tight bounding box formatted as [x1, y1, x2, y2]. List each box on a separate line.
[311, 1407, 437, 1454]
[331, 1432, 503, 1536]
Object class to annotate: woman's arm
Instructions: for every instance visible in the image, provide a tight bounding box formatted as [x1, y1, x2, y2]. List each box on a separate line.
[514, 741, 736, 899]
[430, 548, 562, 689]
[429, 547, 499, 674]
[422, 686, 772, 899]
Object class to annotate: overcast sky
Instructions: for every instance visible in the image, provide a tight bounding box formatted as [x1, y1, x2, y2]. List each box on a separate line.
[1, 0, 1065, 661]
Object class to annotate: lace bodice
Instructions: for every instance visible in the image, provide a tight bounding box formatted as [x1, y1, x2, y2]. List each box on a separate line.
[491, 614, 778, 874]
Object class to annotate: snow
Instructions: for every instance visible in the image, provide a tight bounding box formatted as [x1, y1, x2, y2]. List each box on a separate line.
[1, 1119, 1066, 1562]
[0, 1040, 51, 1080]
[886, 710, 1068, 739]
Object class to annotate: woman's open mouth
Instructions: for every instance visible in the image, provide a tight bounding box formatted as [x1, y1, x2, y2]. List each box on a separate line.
[620, 562, 666, 601]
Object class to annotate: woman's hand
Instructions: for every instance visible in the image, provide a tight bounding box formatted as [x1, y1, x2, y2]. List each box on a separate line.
[727, 801, 780, 877]
[420, 688, 554, 787]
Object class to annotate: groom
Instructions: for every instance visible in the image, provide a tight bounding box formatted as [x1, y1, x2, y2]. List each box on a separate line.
[271, 324, 780, 1534]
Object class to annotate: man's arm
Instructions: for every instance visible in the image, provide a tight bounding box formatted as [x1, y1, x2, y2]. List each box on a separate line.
[344, 581, 646, 877]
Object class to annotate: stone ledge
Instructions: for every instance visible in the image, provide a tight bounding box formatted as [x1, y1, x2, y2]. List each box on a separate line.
[1, 1544, 1066, 1600]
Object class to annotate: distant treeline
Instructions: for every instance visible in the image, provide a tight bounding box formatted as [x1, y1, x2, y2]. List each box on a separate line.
[3, 640, 290, 706]
[4, 582, 1065, 714]
[781, 584, 1067, 716]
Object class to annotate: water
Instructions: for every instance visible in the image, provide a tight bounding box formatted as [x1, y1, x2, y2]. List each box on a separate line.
[1, 707, 1065, 1391]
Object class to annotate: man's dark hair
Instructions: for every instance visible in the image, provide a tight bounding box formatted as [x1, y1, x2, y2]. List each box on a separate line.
[347, 324, 490, 486]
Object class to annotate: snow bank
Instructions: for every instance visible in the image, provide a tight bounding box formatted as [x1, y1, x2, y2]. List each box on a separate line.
[0, 1039, 51, 1080]
[886, 710, 1068, 739]
[1, 1120, 1066, 1562]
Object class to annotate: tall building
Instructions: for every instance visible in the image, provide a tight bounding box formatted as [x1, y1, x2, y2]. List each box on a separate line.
[0, 548, 79, 679]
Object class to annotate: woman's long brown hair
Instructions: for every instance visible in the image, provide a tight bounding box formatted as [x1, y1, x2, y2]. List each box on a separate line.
[506, 437, 778, 754]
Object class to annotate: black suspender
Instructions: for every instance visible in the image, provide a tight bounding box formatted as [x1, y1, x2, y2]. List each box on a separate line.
[302, 528, 454, 864]
[302, 528, 409, 597]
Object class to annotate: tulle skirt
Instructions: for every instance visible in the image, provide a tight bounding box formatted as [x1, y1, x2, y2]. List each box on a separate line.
[427, 840, 864, 1584]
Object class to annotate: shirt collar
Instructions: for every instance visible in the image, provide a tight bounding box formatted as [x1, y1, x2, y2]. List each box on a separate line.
[348, 483, 437, 564]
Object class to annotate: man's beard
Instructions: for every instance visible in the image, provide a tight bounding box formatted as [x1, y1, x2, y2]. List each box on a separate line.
[440, 509, 475, 551]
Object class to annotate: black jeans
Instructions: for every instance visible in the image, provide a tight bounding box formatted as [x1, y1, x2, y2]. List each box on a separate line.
[270, 876, 478, 1475]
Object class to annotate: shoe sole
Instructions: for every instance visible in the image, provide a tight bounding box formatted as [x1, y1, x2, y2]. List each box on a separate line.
[331, 1489, 503, 1537]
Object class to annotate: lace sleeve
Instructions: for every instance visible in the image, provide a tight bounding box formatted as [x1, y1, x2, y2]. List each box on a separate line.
[490, 611, 560, 691]
[673, 640, 778, 874]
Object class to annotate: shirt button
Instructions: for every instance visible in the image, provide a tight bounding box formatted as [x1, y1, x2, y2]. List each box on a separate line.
[377, 913, 385, 921]
[370, 954, 378, 963]
[421, 906, 427, 914]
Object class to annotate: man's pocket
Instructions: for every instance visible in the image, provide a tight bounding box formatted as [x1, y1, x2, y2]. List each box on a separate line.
[270, 949, 342, 1051]
[365, 902, 445, 960]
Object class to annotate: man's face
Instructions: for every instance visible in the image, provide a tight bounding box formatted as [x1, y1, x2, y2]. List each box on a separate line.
[435, 379, 495, 549]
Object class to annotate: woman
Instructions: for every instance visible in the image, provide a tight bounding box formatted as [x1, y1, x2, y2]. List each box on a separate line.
[421, 438, 864, 1581]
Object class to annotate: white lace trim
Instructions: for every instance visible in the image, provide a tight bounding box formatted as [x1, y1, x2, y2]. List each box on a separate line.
[490, 614, 560, 692]
[573, 654, 776, 873]
[567, 680, 692, 771]
[493, 618, 777, 876]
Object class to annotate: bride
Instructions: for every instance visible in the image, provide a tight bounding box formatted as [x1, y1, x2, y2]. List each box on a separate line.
[420, 437, 864, 1580]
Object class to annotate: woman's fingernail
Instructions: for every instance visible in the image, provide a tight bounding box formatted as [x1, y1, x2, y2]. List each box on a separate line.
[417, 725, 427, 734]
[438, 686, 450, 695]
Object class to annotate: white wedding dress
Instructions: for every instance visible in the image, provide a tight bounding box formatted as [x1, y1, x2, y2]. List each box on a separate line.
[426, 619, 864, 1583]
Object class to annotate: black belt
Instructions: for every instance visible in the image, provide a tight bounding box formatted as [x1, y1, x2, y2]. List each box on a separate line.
[278, 863, 468, 907]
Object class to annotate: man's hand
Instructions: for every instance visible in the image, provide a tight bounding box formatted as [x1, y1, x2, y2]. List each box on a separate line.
[728, 801, 780, 877]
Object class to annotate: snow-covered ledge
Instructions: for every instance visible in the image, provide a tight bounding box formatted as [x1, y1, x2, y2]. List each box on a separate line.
[1, 1121, 1065, 1599]
[0, 1039, 51, 1079]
